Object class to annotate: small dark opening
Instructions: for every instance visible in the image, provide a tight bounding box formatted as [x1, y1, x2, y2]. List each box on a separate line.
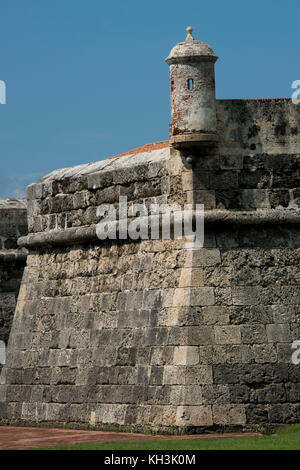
[188, 79, 193, 90]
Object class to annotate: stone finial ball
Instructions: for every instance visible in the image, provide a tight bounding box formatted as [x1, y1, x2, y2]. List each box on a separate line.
[186, 26, 193, 34]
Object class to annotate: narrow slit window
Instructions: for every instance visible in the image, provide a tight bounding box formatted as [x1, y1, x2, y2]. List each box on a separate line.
[188, 79, 193, 90]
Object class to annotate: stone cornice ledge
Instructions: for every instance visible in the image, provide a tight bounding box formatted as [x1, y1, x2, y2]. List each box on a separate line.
[18, 209, 300, 249]
[0, 251, 28, 263]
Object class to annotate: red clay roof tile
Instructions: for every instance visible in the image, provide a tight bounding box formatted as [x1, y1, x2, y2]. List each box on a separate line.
[105, 140, 170, 160]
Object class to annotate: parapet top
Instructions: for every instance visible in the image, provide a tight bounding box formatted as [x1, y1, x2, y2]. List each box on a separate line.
[0, 198, 27, 209]
[166, 26, 218, 64]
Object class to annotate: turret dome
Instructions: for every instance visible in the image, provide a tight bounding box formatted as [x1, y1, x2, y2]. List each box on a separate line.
[166, 27, 218, 64]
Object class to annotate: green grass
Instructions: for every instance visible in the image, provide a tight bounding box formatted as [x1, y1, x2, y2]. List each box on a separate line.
[35, 424, 300, 450]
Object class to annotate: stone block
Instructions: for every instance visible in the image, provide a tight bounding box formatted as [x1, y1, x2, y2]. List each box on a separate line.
[252, 344, 277, 363]
[266, 324, 291, 343]
[202, 306, 229, 325]
[212, 404, 246, 425]
[212, 345, 252, 364]
[163, 366, 185, 385]
[277, 343, 293, 363]
[209, 171, 239, 190]
[232, 287, 261, 306]
[190, 288, 215, 306]
[214, 326, 241, 345]
[185, 248, 221, 267]
[173, 346, 199, 365]
[220, 155, 244, 170]
[176, 405, 213, 427]
[241, 189, 270, 209]
[179, 268, 204, 287]
[187, 326, 214, 345]
[183, 366, 213, 385]
[186, 190, 216, 209]
[241, 325, 267, 344]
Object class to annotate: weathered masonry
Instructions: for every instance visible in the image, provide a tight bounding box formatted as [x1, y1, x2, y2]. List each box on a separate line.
[0, 27, 299, 431]
[0, 199, 27, 376]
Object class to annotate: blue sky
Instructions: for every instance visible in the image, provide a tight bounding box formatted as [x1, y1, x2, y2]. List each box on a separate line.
[0, 0, 299, 196]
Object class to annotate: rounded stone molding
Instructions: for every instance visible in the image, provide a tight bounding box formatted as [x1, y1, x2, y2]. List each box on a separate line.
[18, 209, 300, 249]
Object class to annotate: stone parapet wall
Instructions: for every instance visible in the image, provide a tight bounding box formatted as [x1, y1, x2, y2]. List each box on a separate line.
[19, 100, 300, 242]
[0, 199, 27, 375]
[25, 147, 170, 235]
[217, 99, 299, 155]
[0, 99, 299, 431]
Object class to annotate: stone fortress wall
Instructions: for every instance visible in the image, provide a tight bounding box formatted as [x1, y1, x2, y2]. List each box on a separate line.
[0, 27, 299, 431]
[0, 199, 27, 375]
[0, 97, 299, 431]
